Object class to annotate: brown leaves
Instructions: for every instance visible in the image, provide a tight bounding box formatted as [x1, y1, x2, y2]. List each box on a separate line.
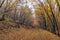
[35, 8, 41, 15]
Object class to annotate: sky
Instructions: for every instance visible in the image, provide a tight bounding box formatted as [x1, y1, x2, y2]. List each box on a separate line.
[19, 0, 40, 18]
[18, 0, 45, 12]
[18, 0, 45, 18]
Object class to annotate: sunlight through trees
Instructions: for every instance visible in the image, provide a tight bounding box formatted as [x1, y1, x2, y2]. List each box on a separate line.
[0, 0, 60, 36]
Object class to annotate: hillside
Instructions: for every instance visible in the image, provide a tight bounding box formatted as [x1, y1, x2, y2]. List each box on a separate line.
[0, 18, 60, 40]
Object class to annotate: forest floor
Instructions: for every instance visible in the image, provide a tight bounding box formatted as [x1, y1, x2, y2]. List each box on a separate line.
[0, 17, 60, 40]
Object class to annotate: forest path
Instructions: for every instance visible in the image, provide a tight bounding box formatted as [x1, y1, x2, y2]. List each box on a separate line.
[0, 17, 60, 40]
[0, 27, 60, 40]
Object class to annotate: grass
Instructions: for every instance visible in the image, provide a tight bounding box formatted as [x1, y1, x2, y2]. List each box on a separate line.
[0, 12, 60, 40]
[0, 27, 60, 40]
[0, 18, 60, 40]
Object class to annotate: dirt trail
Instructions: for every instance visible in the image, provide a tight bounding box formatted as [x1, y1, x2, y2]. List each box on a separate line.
[0, 27, 60, 40]
[0, 18, 60, 40]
